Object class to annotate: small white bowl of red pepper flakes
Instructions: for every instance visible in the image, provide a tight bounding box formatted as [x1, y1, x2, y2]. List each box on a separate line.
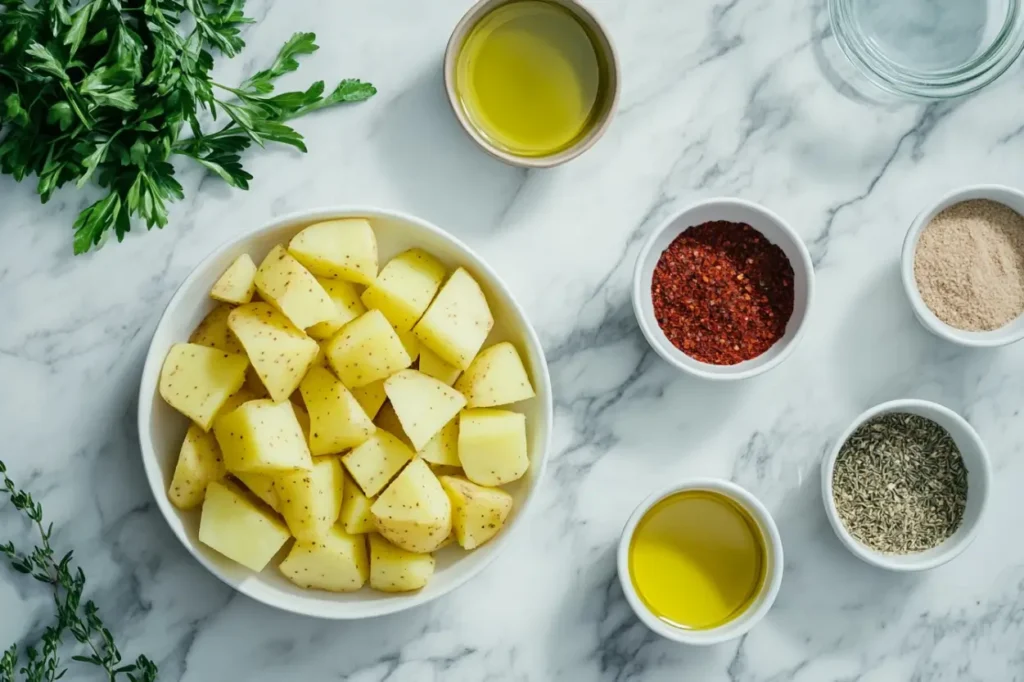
[632, 198, 815, 380]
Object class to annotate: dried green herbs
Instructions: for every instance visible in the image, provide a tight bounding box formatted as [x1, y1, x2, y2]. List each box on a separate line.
[832, 412, 968, 554]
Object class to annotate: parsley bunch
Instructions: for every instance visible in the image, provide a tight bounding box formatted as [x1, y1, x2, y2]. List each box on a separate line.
[0, 0, 376, 254]
[0, 461, 158, 682]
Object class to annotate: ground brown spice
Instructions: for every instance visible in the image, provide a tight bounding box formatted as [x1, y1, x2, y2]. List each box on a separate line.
[651, 221, 795, 365]
[914, 199, 1024, 331]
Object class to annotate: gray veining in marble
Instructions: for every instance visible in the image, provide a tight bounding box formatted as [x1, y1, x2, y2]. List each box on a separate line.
[3, 1, 1024, 680]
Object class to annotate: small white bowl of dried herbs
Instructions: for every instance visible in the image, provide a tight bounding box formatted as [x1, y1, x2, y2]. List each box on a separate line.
[821, 399, 991, 571]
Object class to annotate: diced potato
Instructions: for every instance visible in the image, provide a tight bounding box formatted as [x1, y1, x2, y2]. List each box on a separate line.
[288, 218, 378, 286]
[429, 464, 464, 478]
[234, 472, 281, 512]
[324, 309, 412, 388]
[458, 409, 529, 486]
[199, 480, 290, 572]
[369, 533, 435, 592]
[361, 249, 447, 331]
[418, 418, 460, 467]
[351, 380, 387, 419]
[374, 402, 412, 447]
[371, 459, 451, 553]
[299, 366, 375, 456]
[306, 278, 366, 340]
[384, 370, 466, 451]
[244, 366, 270, 399]
[292, 402, 311, 445]
[434, 532, 456, 550]
[279, 525, 369, 591]
[418, 346, 460, 386]
[254, 245, 336, 329]
[210, 254, 257, 305]
[439, 476, 513, 550]
[168, 425, 226, 510]
[454, 342, 535, 408]
[396, 326, 420, 363]
[413, 268, 493, 370]
[159, 343, 249, 430]
[342, 430, 414, 497]
[313, 344, 329, 367]
[214, 399, 313, 474]
[228, 303, 319, 401]
[340, 472, 376, 534]
[218, 388, 258, 417]
[189, 305, 245, 355]
[275, 456, 345, 541]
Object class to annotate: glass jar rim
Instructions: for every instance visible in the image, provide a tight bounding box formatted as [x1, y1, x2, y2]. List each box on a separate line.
[829, 0, 1024, 99]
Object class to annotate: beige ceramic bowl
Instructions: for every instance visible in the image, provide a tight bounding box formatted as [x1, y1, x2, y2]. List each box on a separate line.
[443, 0, 620, 168]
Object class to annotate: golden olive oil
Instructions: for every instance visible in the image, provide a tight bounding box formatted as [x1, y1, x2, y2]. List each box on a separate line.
[455, 1, 604, 157]
[628, 490, 767, 630]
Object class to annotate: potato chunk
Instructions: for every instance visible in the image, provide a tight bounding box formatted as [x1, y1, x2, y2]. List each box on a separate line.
[214, 399, 313, 474]
[458, 409, 529, 486]
[418, 418, 460, 468]
[189, 304, 245, 355]
[288, 218, 378, 286]
[228, 303, 319, 401]
[159, 343, 249, 430]
[168, 425, 226, 510]
[279, 525, 369, 591]
[413, 268, 493, 370]
[454, 342, 535, 408]
[418, 347, 460, 386]
[384, 370, 466, 451]
[324, 309, 412, 388]
[306, 278, 366, 340]
[439, 476, 513, 550]
[374, 402, 411, 447]
[275, 456, 345, 541]
[369, 533, 435, 592]
[339, 472, 376, 534]
[350, 380, 387, 419]
[299, 365, 375, 456]
[254, 245, 336, 329]
[371, 459, 451, 553]
[199, 480, 290, 572]
[360, 249, 447, 331]
[234, 472, 281, 512]
[342, 429, 414, 497]
[210, 253, 257, 305]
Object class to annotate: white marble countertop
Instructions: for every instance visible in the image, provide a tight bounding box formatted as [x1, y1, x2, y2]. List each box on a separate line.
[4, 1, 1024, 680]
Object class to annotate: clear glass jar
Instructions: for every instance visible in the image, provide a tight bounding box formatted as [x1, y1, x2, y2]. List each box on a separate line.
[830, 0, 1024, 99]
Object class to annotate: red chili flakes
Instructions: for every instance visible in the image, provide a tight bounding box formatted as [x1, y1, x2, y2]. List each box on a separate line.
[651, 221, 794, 365]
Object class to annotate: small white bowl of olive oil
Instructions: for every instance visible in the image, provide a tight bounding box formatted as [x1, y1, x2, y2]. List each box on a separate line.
[617, 479, 784, 645]
[444, 0, 620, 167]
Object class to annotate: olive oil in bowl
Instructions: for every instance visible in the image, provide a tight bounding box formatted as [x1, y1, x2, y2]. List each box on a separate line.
[452, 0, 612, 159]
[628, 490, 768, 630]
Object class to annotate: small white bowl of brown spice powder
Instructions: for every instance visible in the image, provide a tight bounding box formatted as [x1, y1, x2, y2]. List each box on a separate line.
[903, 185, 1024, 346]
[821, 399, 991, 572]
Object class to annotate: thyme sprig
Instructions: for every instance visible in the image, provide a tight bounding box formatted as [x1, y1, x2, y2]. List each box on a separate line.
[0, 461, 157, 682]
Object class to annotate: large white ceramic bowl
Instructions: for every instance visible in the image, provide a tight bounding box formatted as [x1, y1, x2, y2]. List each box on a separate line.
[632, 198, 815, 381]
[821, 399, 991, 572]
[901, 184, 1024, 348]
[138, 207, 553, 619]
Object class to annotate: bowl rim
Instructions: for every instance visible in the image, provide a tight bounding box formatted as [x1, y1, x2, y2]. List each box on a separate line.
[616, 478, 785, 645]
[900, 183, 1024, 348]
[631, 197, 816, 381]
[442, 0, 621, 169]
[137, 205, 554, 619]
[819, 398, 992, 572]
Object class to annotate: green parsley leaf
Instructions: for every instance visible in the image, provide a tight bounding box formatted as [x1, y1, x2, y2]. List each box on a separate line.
[0, 1, 375, 254]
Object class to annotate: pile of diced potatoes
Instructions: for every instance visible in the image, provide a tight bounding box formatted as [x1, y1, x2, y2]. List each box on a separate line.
[158, 218, 537, 594]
